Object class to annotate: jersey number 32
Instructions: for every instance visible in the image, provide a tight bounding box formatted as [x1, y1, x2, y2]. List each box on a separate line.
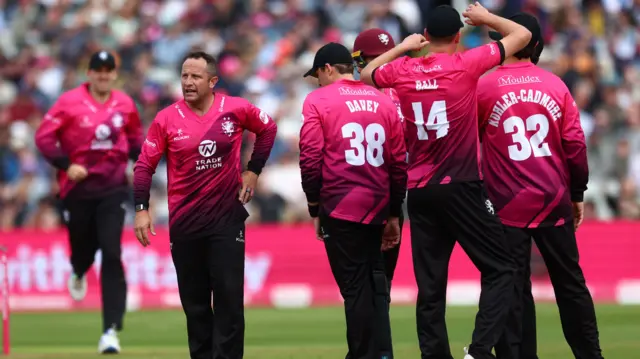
[504, 114, 552, 161]
[342, 123, 386, 167]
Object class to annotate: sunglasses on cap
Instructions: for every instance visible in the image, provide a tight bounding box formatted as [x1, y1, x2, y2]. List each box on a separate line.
[351, 50, 368, 68]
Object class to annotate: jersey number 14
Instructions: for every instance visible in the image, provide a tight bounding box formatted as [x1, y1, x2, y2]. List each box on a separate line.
[412, 100, 450, 140]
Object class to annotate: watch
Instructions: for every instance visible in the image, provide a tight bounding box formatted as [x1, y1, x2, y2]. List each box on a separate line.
[135, 204, 148, 212]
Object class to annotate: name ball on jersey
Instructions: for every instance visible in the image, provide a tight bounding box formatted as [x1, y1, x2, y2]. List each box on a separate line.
[345, 100, 380, 113]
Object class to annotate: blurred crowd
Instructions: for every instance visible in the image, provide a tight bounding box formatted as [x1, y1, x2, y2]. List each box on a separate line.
[0, 0, 639, 231]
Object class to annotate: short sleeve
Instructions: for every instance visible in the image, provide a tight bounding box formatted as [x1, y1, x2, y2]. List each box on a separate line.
[461, 42, 504, 80]
[372, 56, 409, 89]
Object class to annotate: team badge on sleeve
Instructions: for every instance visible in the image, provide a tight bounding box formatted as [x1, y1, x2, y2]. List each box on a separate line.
[259, 110, 269, 124]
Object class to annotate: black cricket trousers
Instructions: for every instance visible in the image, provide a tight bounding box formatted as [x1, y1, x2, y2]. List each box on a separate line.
[321, 214, 394, 359]
[63, 191, 127, 332]
[495, 222, 604, 359]
[407, 181, 516, 359]
[170, 223, 246, 359]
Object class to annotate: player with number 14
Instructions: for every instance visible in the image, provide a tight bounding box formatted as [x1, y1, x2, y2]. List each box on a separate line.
[359, 3, 533, 359]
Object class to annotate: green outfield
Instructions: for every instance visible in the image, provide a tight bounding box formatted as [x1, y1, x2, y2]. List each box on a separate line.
[4, 304, 639, 358]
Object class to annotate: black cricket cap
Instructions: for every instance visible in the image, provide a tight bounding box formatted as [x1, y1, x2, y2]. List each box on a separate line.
[425, 5, 464, 38]
[88, 50, 117, 71]
[303, 42, 354, 78]
[488, 13, 543, 54]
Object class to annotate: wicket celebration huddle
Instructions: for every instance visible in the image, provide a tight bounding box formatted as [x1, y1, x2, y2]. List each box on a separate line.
[22, 3, 608, 359]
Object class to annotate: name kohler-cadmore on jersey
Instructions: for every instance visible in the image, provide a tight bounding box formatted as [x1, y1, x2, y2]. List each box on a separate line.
[478, 62, 588, 228]
[133, 94, 277, 239]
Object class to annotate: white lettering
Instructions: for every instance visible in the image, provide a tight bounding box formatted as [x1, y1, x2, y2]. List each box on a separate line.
[90, 140, 113, 150]
[144, 138, 156, 147]
[1, 243, 272, 294]
[346, 100, 379, 113]
[416, 80, 438, 91]
[338, 87, 377, 96]
[195, 157, 223, 170]
[487, 89, 563, 127]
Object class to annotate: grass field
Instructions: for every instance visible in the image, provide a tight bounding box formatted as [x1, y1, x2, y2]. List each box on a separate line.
[4, 304, 639, 358]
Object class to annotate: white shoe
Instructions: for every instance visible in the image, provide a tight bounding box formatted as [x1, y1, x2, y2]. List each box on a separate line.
[463, 346, 474, 359]
[67, 273, 87, 301]
[98, 328, 121, 354]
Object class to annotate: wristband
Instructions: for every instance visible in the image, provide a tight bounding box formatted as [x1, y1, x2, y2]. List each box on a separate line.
[135, 204, 148, 212]
[308, 204, 319, 218]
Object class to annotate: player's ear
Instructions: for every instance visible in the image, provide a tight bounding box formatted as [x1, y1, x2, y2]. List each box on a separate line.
[209, 76, 219, 89]
[454, 32, 461, 44]
[324, 64, 332, 76]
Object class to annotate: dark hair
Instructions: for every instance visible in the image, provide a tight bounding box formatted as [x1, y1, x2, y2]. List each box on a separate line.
[514, 47, 535, 61]
[333, 63, 355, 75]
[183, 51, 218, 78]
[428, 34, 457, 45]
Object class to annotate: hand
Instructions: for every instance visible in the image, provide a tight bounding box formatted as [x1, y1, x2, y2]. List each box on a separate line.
[66, 164, 88, 182]
[572, 202, 584, 231]
[239, 171, 258, 204]
[399, 33, 429, 52]
[313, 217, 324, 241]
[134, 210, 155, 247]
[462, 1, 491, 26]
[382, 217, 400, 251]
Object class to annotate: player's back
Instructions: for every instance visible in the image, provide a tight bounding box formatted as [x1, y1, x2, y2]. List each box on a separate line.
[372, 42, 503, 188]
[478, 63, 586, 227]
[303, 79, 402, 224]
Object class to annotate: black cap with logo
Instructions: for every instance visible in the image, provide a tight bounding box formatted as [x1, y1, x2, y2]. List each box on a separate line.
[425, 5, 465, 38]
[488, 13, 544, 64]
[88, 51, 117, 71]
[303, 42, 354, 78]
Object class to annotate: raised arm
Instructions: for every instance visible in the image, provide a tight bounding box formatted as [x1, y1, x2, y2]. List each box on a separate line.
[463, 3, 531, 61]
[35, 99, 70, 171]
[361, 34, 426, 88]
[299, 96, 324, 217]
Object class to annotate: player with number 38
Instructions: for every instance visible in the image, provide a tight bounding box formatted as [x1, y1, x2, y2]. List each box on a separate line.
[299, 42, 407, 359]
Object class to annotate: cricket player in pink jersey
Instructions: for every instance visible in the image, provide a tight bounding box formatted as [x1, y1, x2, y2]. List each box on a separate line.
[35, 50, 142, 354]
[133, 51, 277, 359]
[300, 42, 407, 359]
[478, 14, 605, 359]
[352, 28, 406, 293]
[360, 3, 533, 359]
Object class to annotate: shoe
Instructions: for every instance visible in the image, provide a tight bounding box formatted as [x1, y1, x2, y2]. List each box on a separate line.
[67, 273, 87, 301]
[463, 346, 474, 359]
[98, 327, 121, 354]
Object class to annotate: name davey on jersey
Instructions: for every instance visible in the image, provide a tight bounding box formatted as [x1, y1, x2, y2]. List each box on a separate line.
[487, 89, 563, 127]
[346, 100, 380, 113]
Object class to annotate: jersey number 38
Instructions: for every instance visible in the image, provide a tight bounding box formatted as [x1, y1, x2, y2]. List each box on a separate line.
[342, 123, 386, 167]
